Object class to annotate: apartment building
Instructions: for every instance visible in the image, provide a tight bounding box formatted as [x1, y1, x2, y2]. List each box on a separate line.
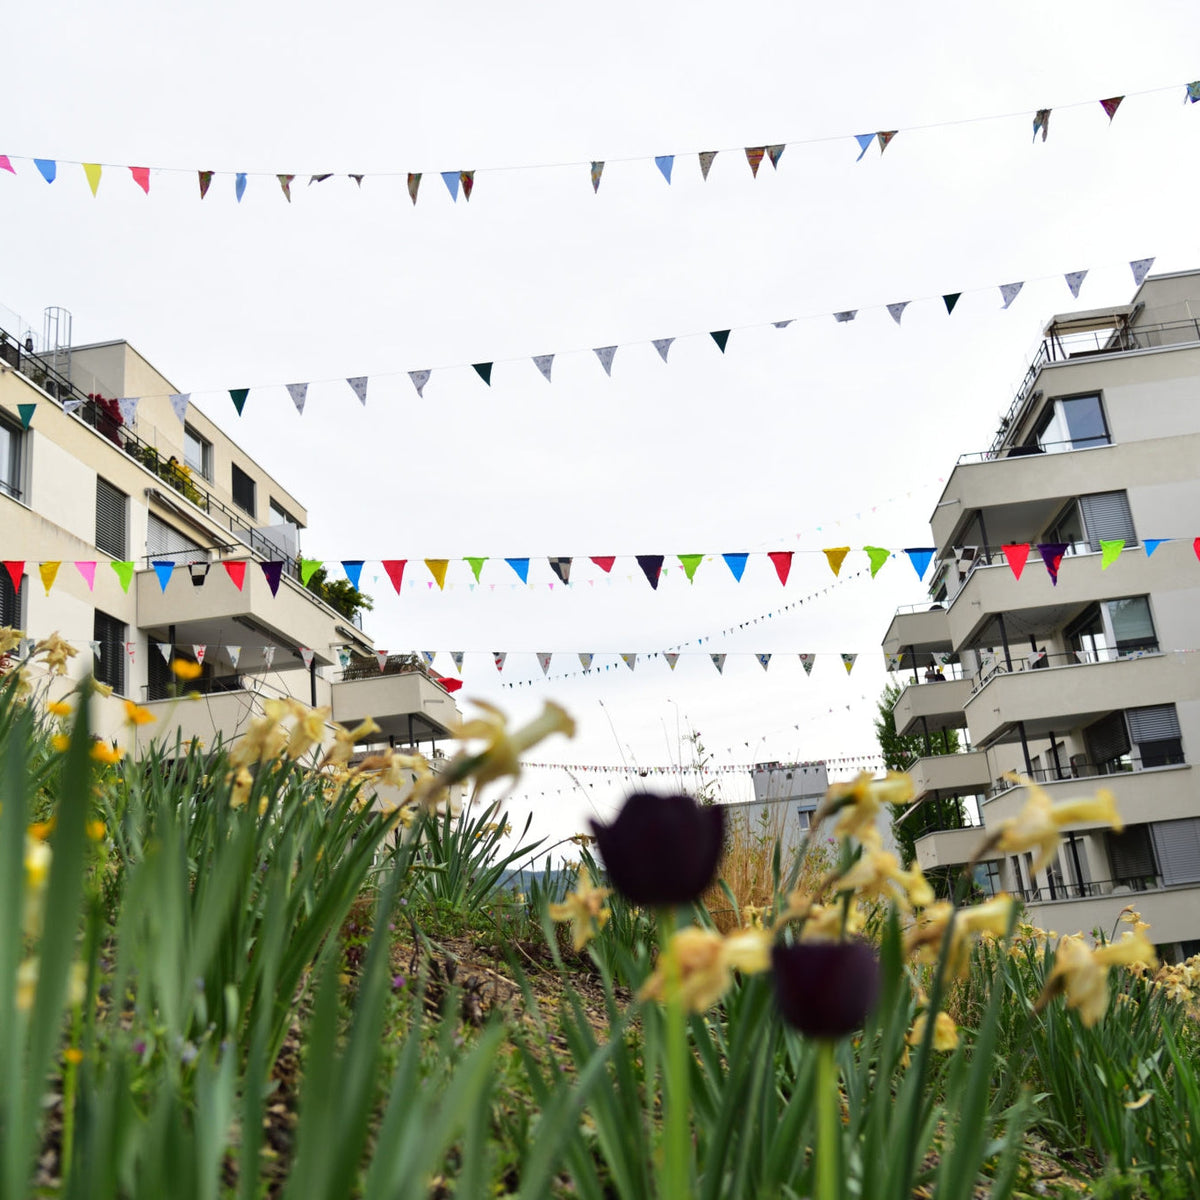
[881, 269, 1200, 961]
[0, 317, 459, 776]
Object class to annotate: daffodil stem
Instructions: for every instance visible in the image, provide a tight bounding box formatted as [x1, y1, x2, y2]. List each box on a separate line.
[816, 1039, 839, 1200]
[658, 907, 690, 1199]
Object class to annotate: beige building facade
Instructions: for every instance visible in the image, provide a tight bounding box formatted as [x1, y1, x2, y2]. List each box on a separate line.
[881, 270, 1200, 960]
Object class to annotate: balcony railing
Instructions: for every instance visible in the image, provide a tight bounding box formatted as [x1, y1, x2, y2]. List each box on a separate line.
[144, 674, 246, 703]
[971, 645, 1160, 693]
[339, 653, 434, 683]
[989, 753, 1186, 795]
[1015, 874, 1163, 903]
[955, 435, 1110, 466]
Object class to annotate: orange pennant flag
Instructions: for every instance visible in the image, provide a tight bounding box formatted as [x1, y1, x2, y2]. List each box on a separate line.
[823, 547, 851, 576]
[39, 561, 61, 595]
[425, 559, 449, 590]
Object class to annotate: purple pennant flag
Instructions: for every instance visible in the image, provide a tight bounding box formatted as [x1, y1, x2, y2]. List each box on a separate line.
[261, 561, 284, 596]
[887, 302, 909, 326]
[1038, 543, 1069, 585]
[636, 554, 664, 589]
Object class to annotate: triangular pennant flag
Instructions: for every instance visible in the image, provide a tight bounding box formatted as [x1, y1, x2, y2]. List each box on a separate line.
[337, 647, 352, 670]
[505, 558, 530, 584]
[0, 156, 14, 174]
[169, 392, 190, 423]
[1144, 539, 1166, 557]
[1064, 270, 1088, 299]
[420, 651, 436, 668]
[156, 642, 172, 663]
[1038, 543, 1069, 585]
[698, 151, 717, 179]
[1033, 109, 1051, 141]
[74, 560, 97, 590]
[532, 354, 554, 382]
[441, 171, 460, 201]
[854, 133, 875, 161]
[193, 645, 206, 665]
[300, 648, 315, 669]
[17, 404, 35, 430]
[407, 173, 421, 204]
[999, 282, 1024, 309]
[223, 561, 246, 590]
[494, 652, 507, 672]
[111, 561, 135, 593]
[347, 376, 368, 405]
[591, 556, 615, 573]
[710, 330, 730, 353]
[309, 174, 333, 185]
[710, 653, 726, 674]
[348, 174, 363, 186]
[768, 551, 793, 586]
[904, 548, 935, 579]
[577, 652, 592, 670]
[90, 640, 102, 660]
[822, 547, 850, 576]
[1002, 543, 1031, 580]
[125, 642, 136, 663]
[745, 146, 765, 176]
[636, 555, 664, 589]
[590, 161, 604, 192]
[472, 363, 493, 386]
[799, 654, 815, 675]
[376, 650, 389, 672]
[460, 170, 475, 201]
[678, 554, 703, 582]
[229, 388, 249, 416]
[226, 645, 241, 668]
[593, 346, 617, 376]
[864, 546, 891, 577]
[766, 144, 785, 169]
[621, 653, 637, 671]
[664, 652, 680, 670]
[943, 293, 961, 314]
[83, 163, 102, 195]
[537, 653, 552, 676]
[451, 651, 464, 673]
[235, 173, 247, 202]
[1195, 537, 1200, 564]
[408, 370, 431, 398]
[341, 560, 364, 589]
[1130, 258, 1155, 287]
[1100, 539, 1125, 569]
[465, 557, 487, 582]
[884, 652, 903, 671]
[278, 174, 295, 202]
[651, 338, 675, 363]
[887, 302, 909, 326]
[382, 559, 407, 592]
[654, 155, 674, 184]
[34, 159, 57, 184]
[425, 559, 449, 589]
[117, 397, 138, 426]
[38, 562, 60, 595]
[841, 653, 857, 675]
[833, 310, 857, 323]
[285, 382, 309, 415]
[198, 170, 213, 199]
[1187, 82, 1200, 103]
[62, 398, 83, 416]
[1100, 96, 1123, 121]
[723, 552, 749, 582]
[877, 130, 897, 153]
[756, 653, 772, 671]
[260, 562, 284, 596]
[262, 646, 276, 669]
[548, 557, 572, 585]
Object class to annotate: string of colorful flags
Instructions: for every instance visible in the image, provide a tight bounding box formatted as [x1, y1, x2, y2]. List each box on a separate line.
[2, 80, 1196, 205]
[6, 259, 1164, 430]
[520, 756, 886, 775]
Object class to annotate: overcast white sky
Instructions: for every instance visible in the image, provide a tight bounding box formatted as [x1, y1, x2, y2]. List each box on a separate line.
[4, 0, 1200, 850]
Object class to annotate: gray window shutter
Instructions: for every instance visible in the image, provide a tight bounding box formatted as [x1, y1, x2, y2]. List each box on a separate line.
[1084, 711, 1130, 766]
[95, 478, 128, 559]
[1127, 705, 1181, 743]
[1151, 818, 1200, 885]
[146, 513, 206, 564]
[1079, 491, 1136, 550]
[1108, 826, 1157, 883]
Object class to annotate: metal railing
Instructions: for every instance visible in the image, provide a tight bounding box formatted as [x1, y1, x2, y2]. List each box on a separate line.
[972, 644, 1160, 693]
[1016, 874, 1163, 903]
[989, 754, 1186, 795]
[339, 653, 433, 683]
[956, 435, 1111, 466]
[143, 674, 246, 703]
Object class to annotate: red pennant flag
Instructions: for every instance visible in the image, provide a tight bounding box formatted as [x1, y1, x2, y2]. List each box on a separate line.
[382, 559, 407, 593]
[223, 561, 247, 590]
[1002, 544, 1030, 580]
[768, 551, 793, 586]
[590, 556, 616, 573]
[434, 675, 464, 694]
[1193, 537, 1200, 563]
[129, 166, 150, 194]
[3, 561, 23, 592]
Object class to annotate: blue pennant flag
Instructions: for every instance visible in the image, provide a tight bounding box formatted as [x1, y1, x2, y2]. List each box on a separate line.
[235, 173, 247, 202]
[722, 553, 749, 582]
[152, 560, 175, 593]
[655, 155, 674, 184]
[341, 560, 364, 589]
[1144, 539, 1167, 556]
[854, 133, 876, 161]
[505, 557, 530, 583]
[904, 548, 936, 579]
[441, 171, 460, 201]
[34, 159, 57, 183]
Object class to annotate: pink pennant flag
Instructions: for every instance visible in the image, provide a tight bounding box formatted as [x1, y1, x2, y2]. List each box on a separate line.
[74, 560, 97, 590]
[129, 166, 150, 194]
[0, 156, 14, 174]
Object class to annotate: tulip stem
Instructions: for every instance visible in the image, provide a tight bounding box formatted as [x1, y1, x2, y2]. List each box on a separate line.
[816, 1039, 839, 1200]
[658, 907, 689, 1199]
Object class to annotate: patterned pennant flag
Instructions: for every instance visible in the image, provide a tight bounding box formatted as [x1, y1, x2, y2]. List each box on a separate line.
[999, 282, 1023, 309]
[833, 310, 857, 323]
[664, 652, 680, 670]
[537, 652, 552, 676]
[111, 561, 135, 592]
[494, 652, 507, 672]
[129, 166, 150, 194]
[425, 559, 449, 589]
[309, 174, 333, 185]
[193, 644, 206, 665]
[636, 555, 664, 589]
[1064, 270, 1088, 299]
[877, 130, 897, 154]
[117, 397, 138, 425]
[226, 645, 241, 668]
[169, 392, 190, 423]
[710, 330, 730, 353]
[367, 650, 384, 672]
[263, 646, 276, 669]
[464, 557, 487, 582]
[229, 388, 249, 416]
[1100, 539, 1125, 569]
[904, 548, 935, 579]
[156, 642, 172, 663]
[382, 560, 407, 592]
[506, 558, 530, 584]
[83, 163, 102, 195]
[460, 170, 474, 201]
[1002, 543, 1031, 579]
[38, 562, 60, 595]
[301, 648, 315, 669]
[407, 173, 421, 204]
[286, 382, 308, 415]
[532, 354, 554, 382]
[152, 560, 174, 592]
[593, 346, 617, 376]
[278, 174, 295, 202]
[548, 557, 571, 585]
[723, 552, 749, 582]
[766, 144, 785, 169]
[35, 159, 57, 183]
[621, 653, 637, 671]
[125, 641, 137, 663]
[756, 653, 771, 671]
[698, 151, 717, 179]
[441, 171, 460, 201]
[223, 561, 246, 590]
[1100, 96, 1123, 121]
[341, 560, 364, 589]
[1130, 258, 1155, 287]
[678, 554, 703, 583]
[822, 547, 850, 576]
[854, 133, 875, 161]
[90, 640, 102, 660]
[1188, 82, 1200, 103]
[75, 560, 97, 590]
[745, 146, 765, 176]
[472, 363, 493, 386]
[347, 376, 368, 405]
[710, 654, 726, 674]
[260, 562, 284, 596]
[1038, 542, 1069, 585]
[864, 546, 891, 578]
[884, 652, 902, 671]
[578, 652, 593, 670]
[943, 293, 961, 314]
[591, 556, 616, 573]
[768, 551, 793, 586]
[654, 155, 674, 184]
[198, 170, 213, 199]
[62, 398, 83, 416]
[235, 173, 247, 202]
[1032, 109, 1051, 141]
[652, 338, 675, 363]
[841, 653, 857, 674]
[887, 302, 909, 326]
[408, 370, 431, 398]
[590, 161, 604, 192]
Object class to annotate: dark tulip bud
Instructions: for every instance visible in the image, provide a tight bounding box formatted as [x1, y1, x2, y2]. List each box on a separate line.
[589, 792, 724, 907]
[770, 940, 880, 1040]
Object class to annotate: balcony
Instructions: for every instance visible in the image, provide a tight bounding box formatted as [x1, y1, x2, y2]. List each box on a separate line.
[1020, 880, 1200, 946]
[908, 750, 991, 799]
[882, 604, 952, 659]
[892, 677, 972, 738]
[912, 826, 994, 872]
[331, 660, 460, 748]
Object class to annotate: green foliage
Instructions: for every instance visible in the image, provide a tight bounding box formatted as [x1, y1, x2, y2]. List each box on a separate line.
[304, 564, 374, 620]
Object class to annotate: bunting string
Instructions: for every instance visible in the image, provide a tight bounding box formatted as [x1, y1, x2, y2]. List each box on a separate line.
[520, 756, 886, 775]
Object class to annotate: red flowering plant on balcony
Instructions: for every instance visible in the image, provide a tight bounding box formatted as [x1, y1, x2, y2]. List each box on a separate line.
[87, 393, 124, 447]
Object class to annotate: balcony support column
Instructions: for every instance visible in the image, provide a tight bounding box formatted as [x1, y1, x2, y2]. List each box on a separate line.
[310, 655, 317, 708]
[1048, 731, 1064, 782]
[921, 716, 932, 758]
[909, 646, 919, 686]
[1017, 720, 1034, 776]
[996, 612, 1014, 672]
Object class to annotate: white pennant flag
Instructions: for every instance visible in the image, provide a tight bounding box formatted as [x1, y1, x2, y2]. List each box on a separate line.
[125, 641, 137, 662]
[593, 346, 617, 376]
[226, 645, 241, 668]
[841, 653, 858, 674]
[999, 282, 1023, 309]
[90, 639, 102, 660]
[651, 338, 675, 363]
[336, 647, 351, 670]
[884, 651, 902, 671]
[451, 651, 464, 673]
[347, 376, 368, 405]
[493, 651, 506, 672]
[420, 650, 435, 667]
[833, 311, 857, 323]
[532, 355, 554, 382]
[376, 650, 389, 671]
[537, 652, 552, 675]
[578, 652, 593, 670]
[1064, 270, 1088, 299]
[756, 653, 771, 671]
[620, 653, 637, 671]
[169, 393, 190, 424]
[886, 302, 909, 326]
[299, 648, 314, 669]
[710, 653, 726, 674]
[799, 653, 815, 675]
[409, 370, 431, 398]
[63, 397, 83, 416]
[1130, 257, 1155, 287]
[193, 644, 206, 664]
[156, 642, 172, 663]
[286, 383, 309, 415]
[263, 646, 276, 669]
[664, 652, 680, 669]
[118, 397, 139, 425]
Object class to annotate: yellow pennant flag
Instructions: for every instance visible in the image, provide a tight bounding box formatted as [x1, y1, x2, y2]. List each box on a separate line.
[424, 558, 449, 590]
[83, 162, 103, 196]
[39, 561, 61, 595]
[823, 546, 851, 576]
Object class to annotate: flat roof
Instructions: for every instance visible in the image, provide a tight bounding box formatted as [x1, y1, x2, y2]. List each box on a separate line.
[1042, 304, 1135, 337]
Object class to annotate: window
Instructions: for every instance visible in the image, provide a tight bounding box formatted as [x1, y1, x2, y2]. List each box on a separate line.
[1107, 825, 1158, 888]
[1083, 710, 1131, 774]
[1127, 705, 1184, 768]
[1033, 394, 1110, 453]
[1068, 596, 1156, 662]
[0, 412, 23, 500]
[183, 425, 212, 480]
[1078, 491, 1137, 550]
[269, 498, 299, 528]
[231, 463, 256, 516]
[1150, 818, 1200, 886]
[147, 513, 206, 565]
[1, 566, 24, 628]
[93, 610, 126, 695]
[95, 478, 128, 559]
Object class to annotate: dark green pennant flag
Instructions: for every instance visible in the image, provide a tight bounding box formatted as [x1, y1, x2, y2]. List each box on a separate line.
[710, 330, 731, 353]
[943, 293, 961, 315]
[17, 403, 36, 430]
[230, 388, 249, 415]
[472, 363, 493, 386]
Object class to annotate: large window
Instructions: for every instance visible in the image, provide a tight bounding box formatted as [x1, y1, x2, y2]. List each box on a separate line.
[1067, 595, 1157, 661]
[93, 610, 126, 695]
[0, 412, 22, 500]
[183, 425, 212, 480]
[0, 567, 24, 629]
[231, 463, 256, 517]
[1046, 491, 1136, 556]
[1033, 394, 1110, 453]
[147, 513, 207, 564]
[95, 478, 128, 559]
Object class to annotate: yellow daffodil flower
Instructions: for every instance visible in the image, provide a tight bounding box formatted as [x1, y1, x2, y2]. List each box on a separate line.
[995, 779, 1123, 875]
[1039, 931, 1158, 1027]
[816, 771, 914, 843]
[229, 766, 254, 810]
[47, 700, 72, 718]
[834, 848, 935, 912]
[548, 874, 612, 951]
[284, 703, 332, 759]
[122, 699, 156, 726]
[352, 749, 432, 792]
[90, 741, 124, 766]
[320, 716, 381, 769]
[230, 711, 288, 768]
[90, 680, 113, 698]
[23, 834, 52, 937]
[0, 626, 25, 656]
[34, 632, 78, 675]
[638, 926, 772, 1013]
[908, 1010, 959, 1052]
[906, 894, 1017, 976]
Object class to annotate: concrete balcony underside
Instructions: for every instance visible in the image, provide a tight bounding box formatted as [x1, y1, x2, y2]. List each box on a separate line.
[913, 826, 995, 871]
[1025, 882, 1200, 946]
[964, 653, 1200, 748]
[882, 607, 952, 657]
[331, 671, 459, 744]
[908, 750, 991, 799]
[893, 678, 972, 738]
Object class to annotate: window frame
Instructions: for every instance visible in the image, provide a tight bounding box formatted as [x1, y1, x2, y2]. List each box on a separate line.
[230, 463, 256, 517]
[183, 424, 213, 480]
[0, 410, 23, 501]
[1033, 392, 1111, 453]
[95, 477, 129, 559]
[93, 609, 127, 696]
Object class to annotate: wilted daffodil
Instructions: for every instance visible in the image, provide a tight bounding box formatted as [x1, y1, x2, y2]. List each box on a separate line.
[440, 700, 576, 795]
[0, 626, 24, 656]
[590, 791, 725, 907]
[995, 779, 1122, 875]
[1038, 930, 1158, 1027]
[771, 939, 881, 1040]
[548, 873, 612, 951]
[816, 772, 913, 843]
[833, 847, 935, 912]
[284, 702, 332, 759]
[905, 894, 1018, 976]
[34, 632, 78, 676]
[229, 766, 254, 810]
[640, 926, 772, 1012]
[320, 716, 381, 770]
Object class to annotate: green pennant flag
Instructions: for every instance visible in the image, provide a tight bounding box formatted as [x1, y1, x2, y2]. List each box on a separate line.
[678, 554, 704, 582]
[17, 403, 36, 430]
[1099, 539, 1125, 569]
[111, 560, 135, 593]
[230, 388, 249, 415]
[864, 545, 891, 577]
[943, 293, 961, 315]
[300, 558, 323, 586]
[465, 557, 488, 582]
[472, 363, 493, 386]
[709, 330, 730, 353]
